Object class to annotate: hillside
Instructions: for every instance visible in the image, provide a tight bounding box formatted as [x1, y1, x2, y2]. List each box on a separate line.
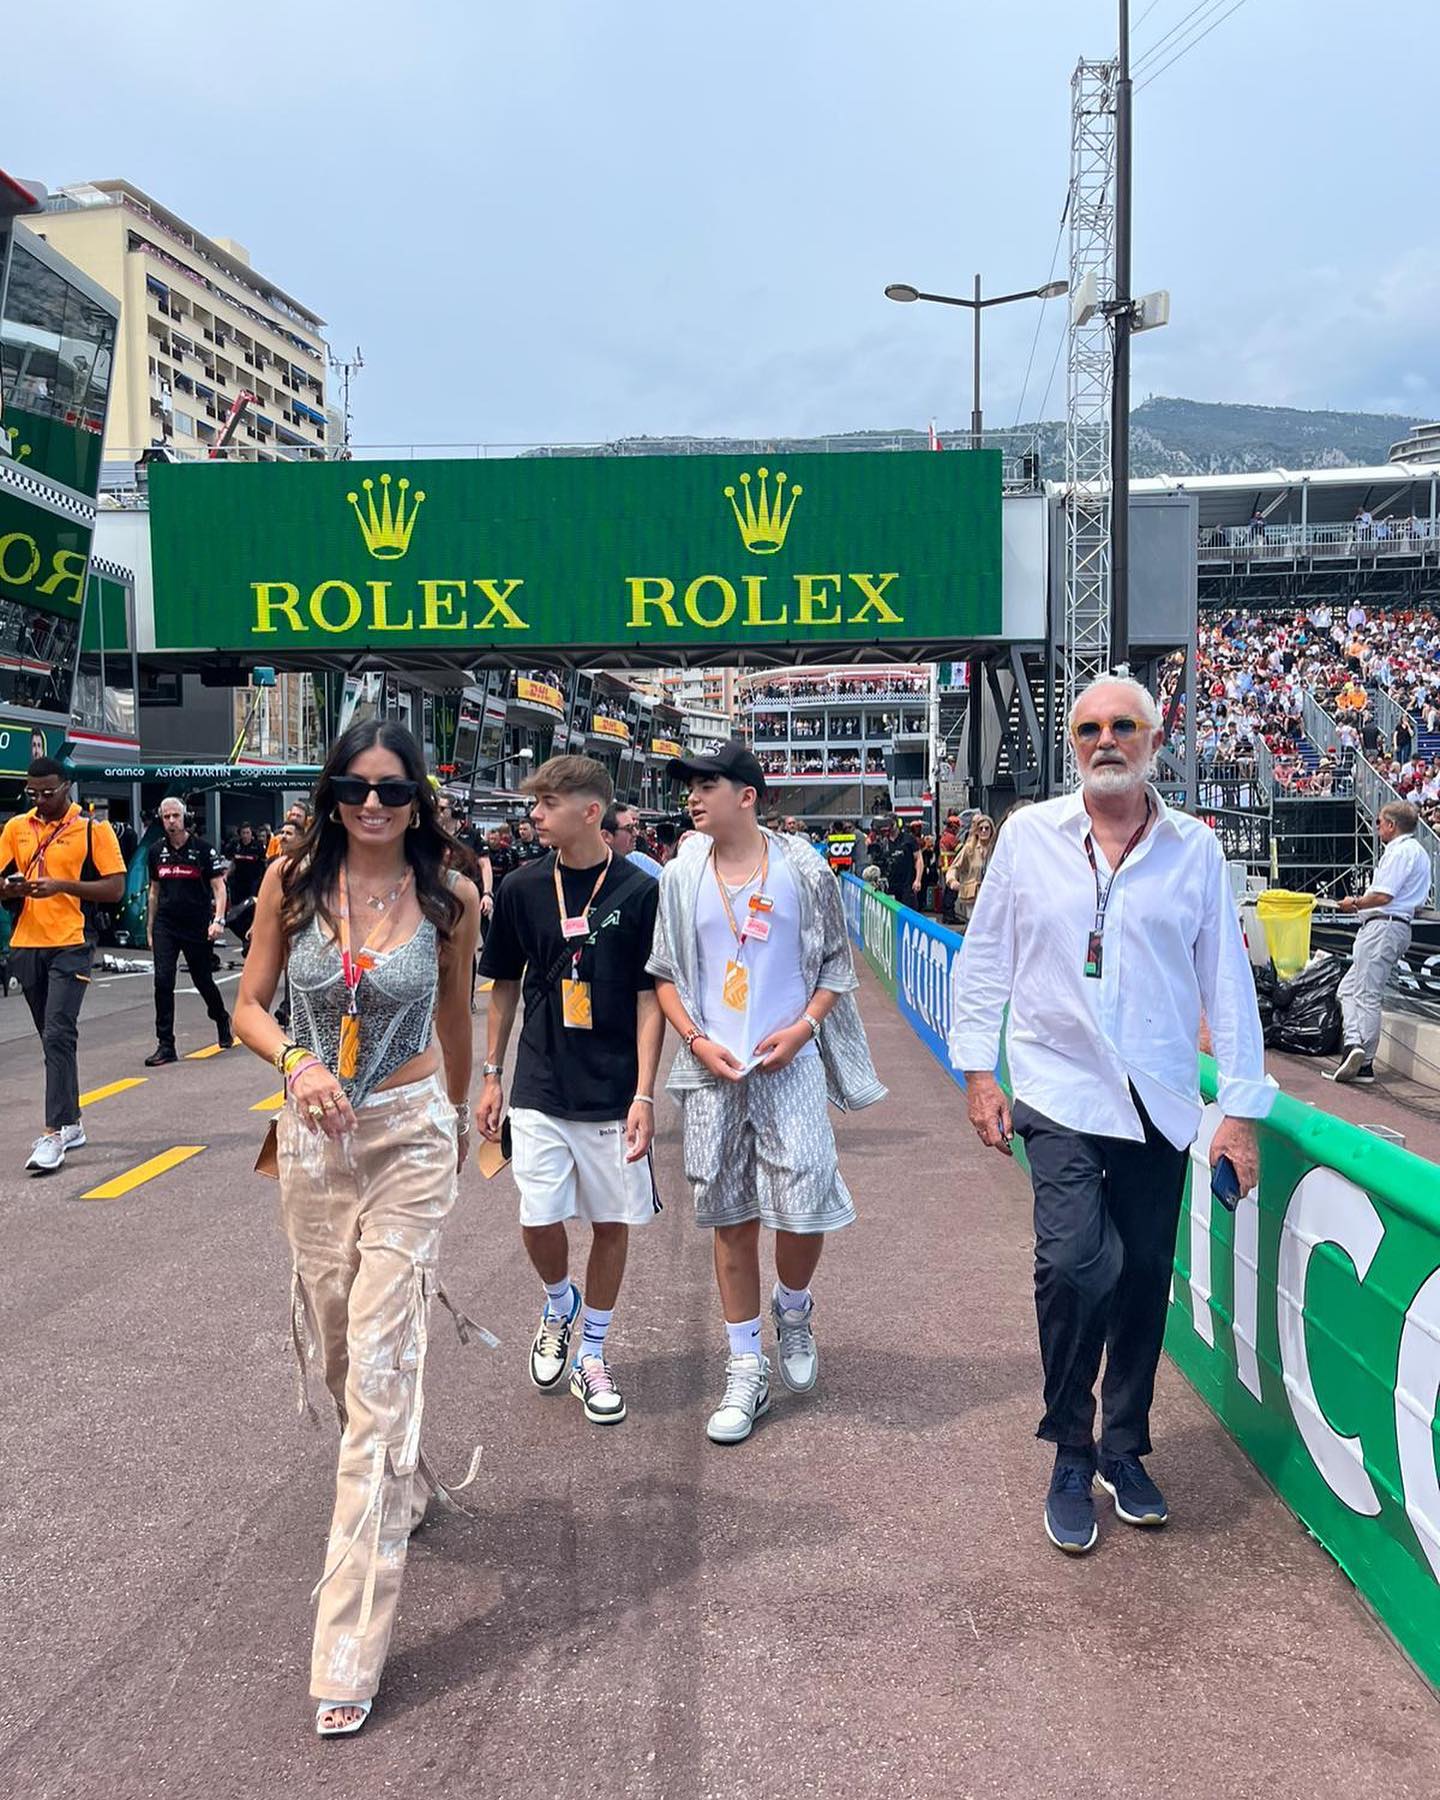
[527, 398, 1424, 478]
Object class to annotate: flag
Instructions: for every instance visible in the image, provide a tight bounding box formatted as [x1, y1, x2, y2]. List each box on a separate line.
[928, 419, 943, 451]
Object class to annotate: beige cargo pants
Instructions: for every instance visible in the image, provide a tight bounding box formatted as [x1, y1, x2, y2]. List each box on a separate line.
[277, 1073, 479, 1704]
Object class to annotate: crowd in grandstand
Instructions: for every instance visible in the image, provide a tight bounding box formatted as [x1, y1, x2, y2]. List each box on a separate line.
[1193, 603, 1440, 826]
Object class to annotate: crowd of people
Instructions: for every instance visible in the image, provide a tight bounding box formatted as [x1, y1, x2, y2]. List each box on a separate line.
[742, 673, 929, 705]
[1191, 603, 1440, 822]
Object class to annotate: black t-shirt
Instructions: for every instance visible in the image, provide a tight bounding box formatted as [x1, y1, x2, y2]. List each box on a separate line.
[148, 834, 221, 935]
[888, 833, 920, 898]
[478, 851, 659, 1121]
[1360, 721, 1382, 751]
[227, 841, 267, 902]
[512, 835, 547, 864]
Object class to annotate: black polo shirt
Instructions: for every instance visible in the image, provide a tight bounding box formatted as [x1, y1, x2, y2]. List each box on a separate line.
[147, 834, 221, 936]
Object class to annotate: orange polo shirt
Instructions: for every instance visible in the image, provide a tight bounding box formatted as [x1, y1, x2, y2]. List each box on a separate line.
[0, 804, 126, 948]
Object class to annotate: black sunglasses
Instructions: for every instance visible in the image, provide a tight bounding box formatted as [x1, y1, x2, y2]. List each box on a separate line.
[1074, 716, 1142, 744]
[330, 776, 420, 808]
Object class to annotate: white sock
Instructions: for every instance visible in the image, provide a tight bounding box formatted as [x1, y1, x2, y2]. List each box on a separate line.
[578, 1304, 613, 1364]
[542, 1275, 573, 1319]
[775, 1280, 812, 1315]
[726, 1316, 763, 1360]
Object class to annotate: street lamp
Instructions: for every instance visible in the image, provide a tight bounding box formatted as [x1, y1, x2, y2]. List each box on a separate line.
[884, 275, 1068, 450]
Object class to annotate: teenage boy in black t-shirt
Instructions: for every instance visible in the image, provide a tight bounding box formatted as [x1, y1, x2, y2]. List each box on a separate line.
[478, 756, 663, 1426]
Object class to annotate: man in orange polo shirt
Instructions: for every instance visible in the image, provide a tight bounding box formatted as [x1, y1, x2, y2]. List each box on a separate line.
[0, 758, 127, 1174]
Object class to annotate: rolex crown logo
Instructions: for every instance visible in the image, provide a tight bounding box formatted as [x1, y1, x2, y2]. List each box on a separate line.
[724, 466, 802, 555]
[347, 472, 425, 560]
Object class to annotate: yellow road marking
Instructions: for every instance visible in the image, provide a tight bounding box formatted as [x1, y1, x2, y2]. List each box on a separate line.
[82, 1145, 206, 1202]
[251, 1091, 286, 1112]
[79, 1078, 147, 1107]
[186, 1044, 227, 1060]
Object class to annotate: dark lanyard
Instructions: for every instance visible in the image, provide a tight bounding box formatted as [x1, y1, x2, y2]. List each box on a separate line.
[1081, 798, 1152, 979]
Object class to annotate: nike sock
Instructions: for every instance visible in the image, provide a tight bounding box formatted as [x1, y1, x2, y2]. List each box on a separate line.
[774, 1280, 812, 1315]
[542, 1275, 574, 1319]
[578, 1304, 613, 1364]
[726, 1316, 763, 1360]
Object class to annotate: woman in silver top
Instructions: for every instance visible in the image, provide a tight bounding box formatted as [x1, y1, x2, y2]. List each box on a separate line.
[234, 719, 480, 1739]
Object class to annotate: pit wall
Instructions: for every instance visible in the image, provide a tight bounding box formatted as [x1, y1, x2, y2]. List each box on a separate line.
[840, 876, 1440, 1690]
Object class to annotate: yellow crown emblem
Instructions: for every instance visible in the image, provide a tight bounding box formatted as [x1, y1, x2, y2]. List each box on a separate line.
[346, 473, 425, 560]
[724, 466, 802, 555]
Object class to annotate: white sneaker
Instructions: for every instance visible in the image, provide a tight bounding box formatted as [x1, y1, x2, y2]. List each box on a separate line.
[26, 1133, 65, 1175]
[706, 1352, 771, 1445]
[60, 1122, 87, 1152]
[771, 1288, 819, 1393]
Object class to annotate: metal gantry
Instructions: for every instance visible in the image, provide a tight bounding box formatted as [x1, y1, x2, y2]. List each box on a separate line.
[1060, 57, 1119, 788]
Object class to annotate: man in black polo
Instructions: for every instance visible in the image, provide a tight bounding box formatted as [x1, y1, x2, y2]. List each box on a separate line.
[145, 797, 232, 1065]
[513, 816, 547, 865]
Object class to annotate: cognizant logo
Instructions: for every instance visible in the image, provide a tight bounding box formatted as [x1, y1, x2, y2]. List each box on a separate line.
[898, 919, 953, 1040]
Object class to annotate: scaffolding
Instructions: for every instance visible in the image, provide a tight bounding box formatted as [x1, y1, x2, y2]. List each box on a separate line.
[1059, 58, 1119, 787]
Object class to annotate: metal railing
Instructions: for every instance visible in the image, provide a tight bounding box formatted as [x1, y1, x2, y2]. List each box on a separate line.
[1305, 691, 1440, 896]
[1198, 520, 1440, 562]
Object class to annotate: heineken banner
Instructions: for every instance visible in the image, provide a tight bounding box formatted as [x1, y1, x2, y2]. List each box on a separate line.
[146, 451, 1002, 656]
[841, 876, 1440, 1689]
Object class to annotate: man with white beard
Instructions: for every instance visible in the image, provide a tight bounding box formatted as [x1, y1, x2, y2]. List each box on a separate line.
[949, 676, 1273, 1556]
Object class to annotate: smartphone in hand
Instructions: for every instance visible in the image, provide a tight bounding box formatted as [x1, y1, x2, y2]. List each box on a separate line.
[1210, 1153, 1243, 1213]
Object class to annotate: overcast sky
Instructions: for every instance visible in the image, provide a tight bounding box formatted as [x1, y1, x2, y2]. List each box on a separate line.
[11, 1, 1437, 448]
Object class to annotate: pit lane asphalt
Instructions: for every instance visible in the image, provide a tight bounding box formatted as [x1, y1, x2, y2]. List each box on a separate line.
[0, 959, 1436, 1800]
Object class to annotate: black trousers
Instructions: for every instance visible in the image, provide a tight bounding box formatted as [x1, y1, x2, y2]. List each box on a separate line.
[1012, 1093, 1188, 1459]
[152, 921, 230, 1048]
[12, 943, 92, 1130]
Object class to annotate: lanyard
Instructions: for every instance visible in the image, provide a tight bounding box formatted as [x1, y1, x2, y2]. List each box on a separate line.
[335, 864, 414, 1016]
[712, 840, 769, 964]
[1082, 796, 1153, 939]
[23, 814, 73, 879]
[553, 850, 612, 970]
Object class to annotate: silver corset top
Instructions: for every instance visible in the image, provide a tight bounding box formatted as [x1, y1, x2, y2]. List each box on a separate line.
[287, 913, 440, 1106]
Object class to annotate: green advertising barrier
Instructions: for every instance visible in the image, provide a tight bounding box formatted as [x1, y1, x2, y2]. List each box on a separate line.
[842, 876, 1440, 1690]
[1168, 1062, 1440, 1689]
[147, 450, 1002, 657]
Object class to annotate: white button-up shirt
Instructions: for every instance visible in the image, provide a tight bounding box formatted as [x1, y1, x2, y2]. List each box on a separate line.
[949, 787, 1275, 1149]
[1370, 833, 1431, 919]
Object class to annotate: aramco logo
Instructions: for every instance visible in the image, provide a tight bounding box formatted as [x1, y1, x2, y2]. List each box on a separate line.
[724, 467, 801, 555]
[347, 473, 425, 560]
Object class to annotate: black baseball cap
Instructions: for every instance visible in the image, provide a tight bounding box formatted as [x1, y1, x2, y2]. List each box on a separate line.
[668, 736, 769, 798]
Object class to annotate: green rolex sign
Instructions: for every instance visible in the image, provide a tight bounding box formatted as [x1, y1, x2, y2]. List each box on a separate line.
[0, 485, 92, 619]
[147, 451, 1002, 655]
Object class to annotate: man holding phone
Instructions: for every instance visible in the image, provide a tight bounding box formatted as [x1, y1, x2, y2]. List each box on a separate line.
[950, 678, 1272, 1556]
[0, 758, 126, 1173]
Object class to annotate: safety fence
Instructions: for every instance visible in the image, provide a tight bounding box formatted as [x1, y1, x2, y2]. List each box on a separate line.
[840, 875, 1440, 1690]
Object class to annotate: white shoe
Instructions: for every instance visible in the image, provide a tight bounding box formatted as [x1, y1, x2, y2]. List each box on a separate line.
[771, 1288, 819, 1393]
[706, 1352, 771, 1445]
[1331, 1045, 1366, 1084]
[60, 1122, 87, 1152]
[26, 1133, 65, 1175]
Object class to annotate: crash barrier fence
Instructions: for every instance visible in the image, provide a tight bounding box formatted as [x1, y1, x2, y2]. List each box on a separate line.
[840, 874, 1440, 1690]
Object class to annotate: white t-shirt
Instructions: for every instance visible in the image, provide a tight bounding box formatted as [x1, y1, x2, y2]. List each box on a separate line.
[695, 848, 815, 1068]
[1372, 834, 1432, 919]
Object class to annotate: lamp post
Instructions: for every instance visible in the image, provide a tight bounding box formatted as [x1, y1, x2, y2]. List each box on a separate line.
[884, 275, 1068, 450]
[466, 744, 534, 820]
[885, 273, 1067, 809]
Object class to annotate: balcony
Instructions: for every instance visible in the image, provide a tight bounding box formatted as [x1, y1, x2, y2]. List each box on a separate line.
[1198, 520, 1440, 565]
[509, 673, 566, 717]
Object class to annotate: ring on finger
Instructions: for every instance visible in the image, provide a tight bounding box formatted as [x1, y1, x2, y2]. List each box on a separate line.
[307, 1104, 324, 1118]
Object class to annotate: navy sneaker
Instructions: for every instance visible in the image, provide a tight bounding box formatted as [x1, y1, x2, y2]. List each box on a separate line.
[1095, 1452, 1169, 1526]
[1044, 1449, 1098, 1554]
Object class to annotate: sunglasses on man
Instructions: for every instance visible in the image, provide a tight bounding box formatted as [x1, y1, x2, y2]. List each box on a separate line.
[1073, 716, 1143, 744]
[329, 777, 420, 808]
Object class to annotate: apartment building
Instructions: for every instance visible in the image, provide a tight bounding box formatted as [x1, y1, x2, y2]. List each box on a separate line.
[30, 180, 327, 470]
[631, 665, 736, 722]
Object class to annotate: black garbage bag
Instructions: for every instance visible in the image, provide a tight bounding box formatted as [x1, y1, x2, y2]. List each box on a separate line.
[1272, 951, 1347, 1057]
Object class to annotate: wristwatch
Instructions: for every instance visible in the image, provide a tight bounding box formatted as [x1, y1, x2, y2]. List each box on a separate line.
[482, 1061, 504, 1078]
[802, 1011, 822, 1041]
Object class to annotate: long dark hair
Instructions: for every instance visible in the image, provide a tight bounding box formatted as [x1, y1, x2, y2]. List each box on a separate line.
[279, 719, 464, 945]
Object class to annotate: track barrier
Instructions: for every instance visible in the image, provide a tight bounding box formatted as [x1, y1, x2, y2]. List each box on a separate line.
[841, 874, 1440, 1689]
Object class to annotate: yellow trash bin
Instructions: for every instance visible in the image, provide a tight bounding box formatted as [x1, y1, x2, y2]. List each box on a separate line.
[1256, 889, 1315, 979]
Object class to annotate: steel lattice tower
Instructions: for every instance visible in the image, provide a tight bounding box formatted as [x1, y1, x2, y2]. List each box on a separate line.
[1060, 58, 1118, 787]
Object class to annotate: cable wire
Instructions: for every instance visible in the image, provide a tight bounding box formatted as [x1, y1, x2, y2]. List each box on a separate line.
[1137, 0, 1249, 89]
[1133, 0, 1224, 73]
[1012, 194, 1070, 428]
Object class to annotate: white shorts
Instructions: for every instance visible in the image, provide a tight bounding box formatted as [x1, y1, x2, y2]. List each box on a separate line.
[509, 1108, 660, 1229]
